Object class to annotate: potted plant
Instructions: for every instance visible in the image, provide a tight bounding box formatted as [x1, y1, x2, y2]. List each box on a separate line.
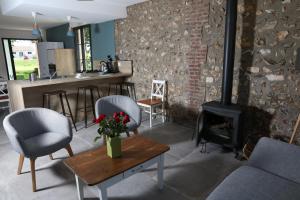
[94, 112, 130, 158]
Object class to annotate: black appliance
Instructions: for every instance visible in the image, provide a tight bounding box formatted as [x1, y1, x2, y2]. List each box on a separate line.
[195, 0, 243, 155]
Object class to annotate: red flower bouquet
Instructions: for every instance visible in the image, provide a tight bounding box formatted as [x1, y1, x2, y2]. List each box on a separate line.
[94, 112, 130, 142]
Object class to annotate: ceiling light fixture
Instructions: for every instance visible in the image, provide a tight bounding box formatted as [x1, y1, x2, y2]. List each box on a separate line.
[31, 11, 41, 37]
[66, 16, 75, 37]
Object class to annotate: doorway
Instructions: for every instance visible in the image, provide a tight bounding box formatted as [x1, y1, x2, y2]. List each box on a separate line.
[2, 39, 39, 80]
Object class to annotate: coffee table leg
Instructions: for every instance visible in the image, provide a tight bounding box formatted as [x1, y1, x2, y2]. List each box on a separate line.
[158, 154, 165, 190]
[97, 185, 108, 200]
[75, 175, 84, 200]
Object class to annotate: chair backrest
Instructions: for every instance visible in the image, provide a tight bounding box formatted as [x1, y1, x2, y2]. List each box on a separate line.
[150, 80, 166, 101]
[95, 95, 141, 126]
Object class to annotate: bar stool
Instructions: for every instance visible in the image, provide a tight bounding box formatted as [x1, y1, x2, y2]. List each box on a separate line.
[43, 90, 77, 131]
[74, 85, 101, 128]
[108, 82, 137, 100]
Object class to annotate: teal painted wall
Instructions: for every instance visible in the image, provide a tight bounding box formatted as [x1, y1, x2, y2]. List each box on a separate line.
[46, 21, 115, 60]
[46, 24, 75, 48]
[91, 21, 115, 60]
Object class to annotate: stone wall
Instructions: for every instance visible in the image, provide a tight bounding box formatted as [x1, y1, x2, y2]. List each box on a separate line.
[202, 0, 300, 139]
[115, 0, 209, 122]
[115, 0, 300, 139]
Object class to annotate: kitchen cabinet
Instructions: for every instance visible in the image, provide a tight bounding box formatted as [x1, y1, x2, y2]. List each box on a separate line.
[55, 49, 76, 77]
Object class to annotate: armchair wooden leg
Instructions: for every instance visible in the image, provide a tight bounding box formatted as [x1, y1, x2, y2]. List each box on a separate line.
[49, 154, 54, 160]
[65, 144, 74, 157]
[30, 158, 36, 192]
[133, 129, 139, 135]
[17, 154, 24, 175]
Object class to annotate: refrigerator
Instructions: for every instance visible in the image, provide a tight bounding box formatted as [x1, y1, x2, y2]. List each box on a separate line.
[37, 42, 64, 78]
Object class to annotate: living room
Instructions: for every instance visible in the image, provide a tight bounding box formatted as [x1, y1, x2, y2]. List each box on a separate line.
[0, 0, 300, 199]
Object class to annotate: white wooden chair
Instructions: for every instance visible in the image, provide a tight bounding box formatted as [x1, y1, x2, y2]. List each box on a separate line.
[0, 81, 9, 110]
[137, 80, 166, 127]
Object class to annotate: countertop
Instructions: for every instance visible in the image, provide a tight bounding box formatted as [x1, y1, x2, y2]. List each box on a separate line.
[8, 72, 131, 88]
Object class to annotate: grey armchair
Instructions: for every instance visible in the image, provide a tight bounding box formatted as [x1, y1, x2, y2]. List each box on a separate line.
[95, 95, 141, 136]
[3, 108, 74, 192]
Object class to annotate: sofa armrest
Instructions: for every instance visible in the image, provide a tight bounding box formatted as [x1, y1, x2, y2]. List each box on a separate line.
[248, 137, 300, 183]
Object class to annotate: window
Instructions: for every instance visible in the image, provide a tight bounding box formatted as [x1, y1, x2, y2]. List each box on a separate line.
[74, 25, 93, 72]
[2, 39, 39, 80]
[28, 52, 32, 54]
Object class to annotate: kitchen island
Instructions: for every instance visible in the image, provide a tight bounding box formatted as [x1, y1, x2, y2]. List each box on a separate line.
[8, 72, 131, 113]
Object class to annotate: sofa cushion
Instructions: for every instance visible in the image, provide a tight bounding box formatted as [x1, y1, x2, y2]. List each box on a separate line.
[207, 166, 300, 200]
[248, 137, 300, 184]
[24, 132, 71, 157]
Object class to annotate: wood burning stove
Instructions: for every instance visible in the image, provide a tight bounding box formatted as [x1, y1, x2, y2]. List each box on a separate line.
[195, 0, 243, 155]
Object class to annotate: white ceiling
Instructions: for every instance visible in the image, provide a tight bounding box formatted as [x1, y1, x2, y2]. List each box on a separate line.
[0, 0, 147, 30]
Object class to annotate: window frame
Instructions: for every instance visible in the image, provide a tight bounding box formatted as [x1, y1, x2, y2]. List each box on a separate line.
[73, 24, 93, 72]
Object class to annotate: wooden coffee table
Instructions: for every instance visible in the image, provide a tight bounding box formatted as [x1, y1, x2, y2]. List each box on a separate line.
[64, 135, 170, 200]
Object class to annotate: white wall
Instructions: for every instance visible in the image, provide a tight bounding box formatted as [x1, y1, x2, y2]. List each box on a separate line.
[0, 28, 39, 79]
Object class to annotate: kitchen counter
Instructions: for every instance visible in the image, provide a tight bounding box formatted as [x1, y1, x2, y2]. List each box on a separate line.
[9, 72, 130, 88]
[8, 72, 131, 113]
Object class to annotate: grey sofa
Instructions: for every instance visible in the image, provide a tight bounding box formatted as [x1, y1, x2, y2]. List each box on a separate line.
[207, 137, 300, 200]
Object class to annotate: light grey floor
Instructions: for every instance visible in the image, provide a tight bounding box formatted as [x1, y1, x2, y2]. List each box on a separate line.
[0, 110, 242, 200]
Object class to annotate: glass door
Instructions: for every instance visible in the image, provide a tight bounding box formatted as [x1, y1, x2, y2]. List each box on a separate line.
[2, 39, 39, 80]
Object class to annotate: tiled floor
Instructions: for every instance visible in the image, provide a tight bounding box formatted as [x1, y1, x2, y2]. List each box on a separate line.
[0, 110, 242, 200]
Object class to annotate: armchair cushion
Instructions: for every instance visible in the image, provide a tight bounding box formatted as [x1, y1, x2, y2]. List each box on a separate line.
[24, 132, 71, 158]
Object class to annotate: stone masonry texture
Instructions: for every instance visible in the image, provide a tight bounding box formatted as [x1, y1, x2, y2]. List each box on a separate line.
[115, 0, 300, 140]
[115, 0, 209, 123]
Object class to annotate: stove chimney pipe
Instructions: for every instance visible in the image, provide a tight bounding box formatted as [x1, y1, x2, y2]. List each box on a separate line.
[221, 0, 238, 105]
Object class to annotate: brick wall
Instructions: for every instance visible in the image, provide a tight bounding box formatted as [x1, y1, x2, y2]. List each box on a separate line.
[185, 0, 209, 109]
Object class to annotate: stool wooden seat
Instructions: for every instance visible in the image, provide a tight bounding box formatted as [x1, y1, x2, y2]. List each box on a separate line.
[43, 90, 77, 131]
[75, 85, 101, 128]
[108, 82, 136, 100]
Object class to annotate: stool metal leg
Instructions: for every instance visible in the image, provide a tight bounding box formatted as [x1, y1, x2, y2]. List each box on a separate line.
[90, 88, 96, 119]
[42, 94, 45, 108]
[47, 95, 50, 109]
[133, 85, 137, 101]
[59, 93, 66, 116]
[63, 93, 77, 131]
[96, 87, 101, 98]
[84, 89, 87, 128]
[74, 88, 80, 123]
[126, 85, 130, 98]
[108, 84, 111, 96]
[119, 83, 123, 95]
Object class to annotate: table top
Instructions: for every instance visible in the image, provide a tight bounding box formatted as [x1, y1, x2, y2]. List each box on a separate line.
[64, 135, 170, 186]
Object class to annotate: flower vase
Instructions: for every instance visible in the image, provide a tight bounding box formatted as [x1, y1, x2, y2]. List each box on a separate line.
[106, 136, 122, 158]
